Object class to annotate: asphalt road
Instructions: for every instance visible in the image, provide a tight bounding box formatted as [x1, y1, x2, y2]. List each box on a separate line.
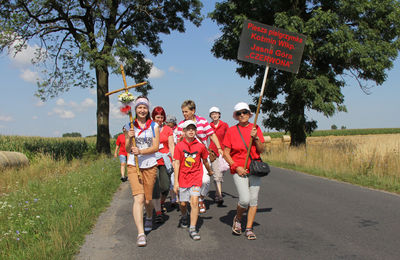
[76, 167, 400, 260]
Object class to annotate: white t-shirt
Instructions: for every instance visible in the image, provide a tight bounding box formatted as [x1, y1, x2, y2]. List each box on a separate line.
[126, 122, 158, 169]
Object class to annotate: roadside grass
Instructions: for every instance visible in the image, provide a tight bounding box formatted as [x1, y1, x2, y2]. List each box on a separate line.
[0, 156, 121, 259]
[263, 134, 400, 194]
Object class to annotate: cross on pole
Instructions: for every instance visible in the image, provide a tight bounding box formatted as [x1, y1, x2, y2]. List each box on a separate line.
[105, 64, 147, 180]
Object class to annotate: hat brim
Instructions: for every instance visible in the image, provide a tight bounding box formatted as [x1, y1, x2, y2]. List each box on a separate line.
[233, 111, 253, 120]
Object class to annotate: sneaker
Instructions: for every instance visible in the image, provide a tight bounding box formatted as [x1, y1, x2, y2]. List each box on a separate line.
[199, 201, 206, 214]
[189, 228, 201, 240]
[232, 215, 242, 235]
[179, 215, 188, 228]
[120, 176, 128, 182]
[155, 214, 165, 224]
[144, 218, 153, 232]
[215, 196, 224, 206]
[136, 234, 147, 247]
[245, 228, 257, 240]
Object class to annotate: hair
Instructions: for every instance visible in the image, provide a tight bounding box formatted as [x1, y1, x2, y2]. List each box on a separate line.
[151, 106, 166, 122]
[135, 96, 150, 121]
[181, 100, 196, 111]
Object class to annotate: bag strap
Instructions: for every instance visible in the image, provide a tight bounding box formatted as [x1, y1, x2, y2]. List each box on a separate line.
[236, 125, 253, 161]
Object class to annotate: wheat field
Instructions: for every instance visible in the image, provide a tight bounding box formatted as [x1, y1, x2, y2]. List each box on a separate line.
[264, 134, 400, 192]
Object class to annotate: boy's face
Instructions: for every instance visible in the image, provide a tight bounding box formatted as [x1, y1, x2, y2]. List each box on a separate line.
[183, 125, 196, 138]
[181, 106, 195, 120]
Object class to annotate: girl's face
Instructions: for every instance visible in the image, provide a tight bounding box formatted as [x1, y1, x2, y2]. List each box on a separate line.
[210, 112, 220, 121]
[182, 106, 195, 120]
[136, 105, 149, 119]
[154, 115, 164, 126]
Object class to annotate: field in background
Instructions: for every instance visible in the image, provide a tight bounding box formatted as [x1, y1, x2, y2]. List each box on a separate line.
[264, 134, 400, 193]
[265, 128, 400, 139]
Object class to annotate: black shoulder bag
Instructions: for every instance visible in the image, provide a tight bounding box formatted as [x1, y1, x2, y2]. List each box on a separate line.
[236, 125, 270, 177]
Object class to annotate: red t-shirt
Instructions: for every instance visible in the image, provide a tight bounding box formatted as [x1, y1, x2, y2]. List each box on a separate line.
[157, 125, 173, 165]
[174, 138, 209, 188]
[116, 134, 127, 156]
[223, 123, 265, 173]
[209, 120, 229, 156]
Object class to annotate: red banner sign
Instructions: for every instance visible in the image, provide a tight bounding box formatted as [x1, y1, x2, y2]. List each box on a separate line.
[238, 20, 306, 73]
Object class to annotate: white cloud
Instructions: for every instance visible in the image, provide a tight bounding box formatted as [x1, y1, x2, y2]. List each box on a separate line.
[149, 66, 165, 79]
[32, 115, 38, 120]
[81, 98, 96, 108]
[48, 108, 75, 119]
[0, 115, 13, 122]
[9, 42, 38, 67]
[110, 102, 125, 119]
[168, 66, 182, 73]
[20, 69, 39, 83]
[56, 98, 66, 106]
[35, 100, 45, 107]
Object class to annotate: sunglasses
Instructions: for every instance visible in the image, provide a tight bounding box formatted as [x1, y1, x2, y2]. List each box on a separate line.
[235, 110, 250, 116]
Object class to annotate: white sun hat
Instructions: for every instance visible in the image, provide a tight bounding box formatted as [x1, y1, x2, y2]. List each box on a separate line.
[182, 120, 197, 129]
[233, 102, 253, 120]
[209, 106, 220, 114]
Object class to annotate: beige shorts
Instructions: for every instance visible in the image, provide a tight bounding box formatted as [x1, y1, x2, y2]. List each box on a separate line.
[211, 158, 226, 182]
[127, 165, 157, 200]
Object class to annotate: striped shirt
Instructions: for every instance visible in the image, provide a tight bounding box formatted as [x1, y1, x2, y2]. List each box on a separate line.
[176, 115, 214, 145]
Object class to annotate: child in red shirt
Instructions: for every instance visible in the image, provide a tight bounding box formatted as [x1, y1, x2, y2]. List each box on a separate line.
[173, 120, 213, 240]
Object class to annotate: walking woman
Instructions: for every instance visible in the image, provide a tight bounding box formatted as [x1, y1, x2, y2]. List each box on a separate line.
[125, 96, 160, 247]
[223, 102, 265, 240]
[152, 106, 175, 221]
[208, 106, 229, 205]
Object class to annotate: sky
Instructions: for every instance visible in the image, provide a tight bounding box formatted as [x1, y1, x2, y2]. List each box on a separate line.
[0, 3, 399, 138]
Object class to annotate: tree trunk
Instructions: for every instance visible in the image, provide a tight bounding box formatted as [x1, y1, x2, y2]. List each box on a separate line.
[287, 90, 307, 146]
[95, 66, 111, 154]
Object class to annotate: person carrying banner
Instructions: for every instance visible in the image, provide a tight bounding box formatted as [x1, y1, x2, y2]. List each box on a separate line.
[223, 102, 265, 240]
[125, 96, 160, 247]
[176, 100, 223, 214]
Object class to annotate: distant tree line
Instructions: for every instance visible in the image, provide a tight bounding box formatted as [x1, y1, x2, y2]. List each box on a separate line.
[62, 132, 82, 138]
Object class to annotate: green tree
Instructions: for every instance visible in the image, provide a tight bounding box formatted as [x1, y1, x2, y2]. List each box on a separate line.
[62, 132, 82, 137]
[210, 0, 400, 146]
[331, 124, 338, 130]
[0, 0, 202, 153]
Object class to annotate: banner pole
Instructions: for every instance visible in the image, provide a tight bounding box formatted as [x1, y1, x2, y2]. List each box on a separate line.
[244, 64, 269, 170]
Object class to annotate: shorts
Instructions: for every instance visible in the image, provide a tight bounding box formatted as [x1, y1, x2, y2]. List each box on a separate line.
[127, 165, 157, 200]
[211, 157, 226, 183]
[179, 186, 201, 202]
[119, 155, 127, 164]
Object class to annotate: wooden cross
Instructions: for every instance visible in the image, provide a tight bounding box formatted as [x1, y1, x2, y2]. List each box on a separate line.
[105, 64, 147, 180]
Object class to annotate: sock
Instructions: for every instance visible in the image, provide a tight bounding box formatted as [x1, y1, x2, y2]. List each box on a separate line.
[146, 217, 152, 220]
[199, 198, 203, 202]
[189, 226, 196, 230]
[138, 233, 145, 237]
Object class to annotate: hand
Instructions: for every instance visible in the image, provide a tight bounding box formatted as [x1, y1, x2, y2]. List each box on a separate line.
[114, 153, 117, 158]
[128, 129, 135, 138]
[173, 183, 179, 194]
[250, 127, 258, 139]
[131, 147, 140, 155]
[208, 170, 214, 176]
[236, 166, 248, 176]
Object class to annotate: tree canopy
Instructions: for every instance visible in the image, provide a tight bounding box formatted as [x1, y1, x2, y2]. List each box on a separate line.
[0, 0, 202, 153]
[210, 0, 400, 145]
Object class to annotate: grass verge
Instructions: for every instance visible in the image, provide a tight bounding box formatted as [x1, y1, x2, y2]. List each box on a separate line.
[0, 156, 120, 259]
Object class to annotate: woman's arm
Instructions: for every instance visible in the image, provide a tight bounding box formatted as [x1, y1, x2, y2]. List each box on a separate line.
[168, 135, 175, 158]
[210, 133, 224, 156]
[251, 127, 265, 154]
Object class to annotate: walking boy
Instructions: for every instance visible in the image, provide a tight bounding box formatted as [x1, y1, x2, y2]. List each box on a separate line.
[173, 120, 213, 240]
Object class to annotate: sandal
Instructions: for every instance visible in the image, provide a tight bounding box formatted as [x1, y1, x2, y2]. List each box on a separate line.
[189, 228, 201, 240]
[245, 229, 256, 240]
[136, 234, 147, 247]
[232, 216, 242, 235]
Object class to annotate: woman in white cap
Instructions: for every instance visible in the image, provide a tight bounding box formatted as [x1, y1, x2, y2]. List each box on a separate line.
[125, 96, 160, 247]
[208, 106, 229, 205]
[223, 102, 265, 240]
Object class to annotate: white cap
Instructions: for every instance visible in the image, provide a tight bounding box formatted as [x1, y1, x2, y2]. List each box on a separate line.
[182, 120, 197, 129]
[209, 106, 220, 114]
[233, 102, 253, 120]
